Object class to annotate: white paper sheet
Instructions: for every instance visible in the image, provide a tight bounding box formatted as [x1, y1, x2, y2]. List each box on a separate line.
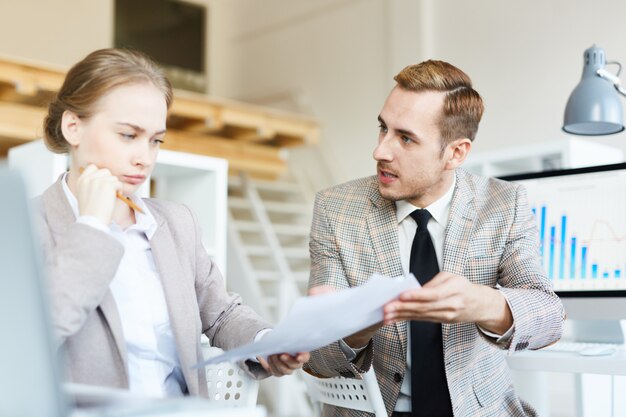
[193, 274, 420, 367]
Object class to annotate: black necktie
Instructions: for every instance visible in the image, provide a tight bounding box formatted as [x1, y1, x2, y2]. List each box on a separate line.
[409, 209, 453, 417]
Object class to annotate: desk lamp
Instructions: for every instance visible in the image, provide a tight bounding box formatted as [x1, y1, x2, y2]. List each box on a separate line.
[563, 45, 626, 135]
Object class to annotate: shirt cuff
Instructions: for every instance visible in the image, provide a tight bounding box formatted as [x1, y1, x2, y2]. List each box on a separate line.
[76, 216, 110, 233]
[248, 328, 273, 363]
[478, 322, 515, 343]
[338, 338, 369, 362]
[255, 328, 272, 342]
[477, 291, 515, 344]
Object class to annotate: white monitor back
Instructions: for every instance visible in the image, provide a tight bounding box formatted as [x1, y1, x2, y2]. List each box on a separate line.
[0, 168, 67, 417]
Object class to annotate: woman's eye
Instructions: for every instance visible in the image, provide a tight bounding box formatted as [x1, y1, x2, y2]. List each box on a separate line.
[120, 133, 136, 140]
[151, 138, 164, 145]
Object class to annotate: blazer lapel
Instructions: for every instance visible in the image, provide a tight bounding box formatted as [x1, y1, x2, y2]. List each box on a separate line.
[42, 177, 128, 364]
[42, 177, 80, 237]
[149, 214, 198, 394]
[99, 295, 128, 366]
[365, 183, 407, 360]
[366, 188, 403, 278]
[441, 170, 476, 341]
[442, 170, 477, 274]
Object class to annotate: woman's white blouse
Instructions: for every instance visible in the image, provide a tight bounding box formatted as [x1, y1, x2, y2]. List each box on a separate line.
[61, 174, 185, 397]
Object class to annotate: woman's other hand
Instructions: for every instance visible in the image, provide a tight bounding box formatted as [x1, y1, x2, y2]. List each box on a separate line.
[258, 352, 310, 377]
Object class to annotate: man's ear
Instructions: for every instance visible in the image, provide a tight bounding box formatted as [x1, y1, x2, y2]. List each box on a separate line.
[60, 110, 82, 147]
[445, 138, 472, 170]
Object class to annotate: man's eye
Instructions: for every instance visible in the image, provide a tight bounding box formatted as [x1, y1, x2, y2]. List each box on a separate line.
[378, 124, 388, 133]
[401, 136, 413, 144]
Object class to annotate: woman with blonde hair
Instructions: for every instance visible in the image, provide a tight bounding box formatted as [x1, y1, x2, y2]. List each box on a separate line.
[37, 48, 308, 397]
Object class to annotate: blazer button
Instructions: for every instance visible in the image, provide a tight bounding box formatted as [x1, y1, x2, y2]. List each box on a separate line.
[394, 372, 402, 383]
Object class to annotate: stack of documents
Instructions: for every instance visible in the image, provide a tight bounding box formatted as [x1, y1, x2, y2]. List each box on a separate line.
[195, 274, 419, 366]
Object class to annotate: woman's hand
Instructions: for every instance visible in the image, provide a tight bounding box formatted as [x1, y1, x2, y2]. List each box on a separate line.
[76, 164, 122, 225]
[258, 352, 310, 377]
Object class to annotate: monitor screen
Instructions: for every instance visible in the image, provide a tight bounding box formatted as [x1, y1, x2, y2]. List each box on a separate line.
[114, 0, 206, 92]
[501, 163, 626, 324]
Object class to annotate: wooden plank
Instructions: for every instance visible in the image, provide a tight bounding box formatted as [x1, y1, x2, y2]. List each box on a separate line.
[174, 89, 319, 145]
[0, 102, 46, 140]
[0, 58, 64, 95]
[0, 136, 30, 157]
[162, 130, 287, 178]
[226, 125, 276, 143]
[0, 55, 318, 179]
[169, 98, 223, 130]
[165, 130, 282, 158]
[0, 85, 27, 103]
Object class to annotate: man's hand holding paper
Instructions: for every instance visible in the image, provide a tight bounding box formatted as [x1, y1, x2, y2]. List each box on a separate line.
[194, 274, 420, 367]
[384, 271, 514, 336]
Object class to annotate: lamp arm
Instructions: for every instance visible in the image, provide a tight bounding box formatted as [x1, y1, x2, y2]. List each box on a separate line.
[597, 68, 626, 97]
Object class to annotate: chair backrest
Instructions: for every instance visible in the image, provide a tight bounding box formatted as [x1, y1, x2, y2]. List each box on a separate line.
[202, 345, 259, 408]
[302, 368, 387, 417]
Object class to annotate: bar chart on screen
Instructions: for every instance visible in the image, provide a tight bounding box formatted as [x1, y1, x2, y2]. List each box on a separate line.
[523, 169, 626, 292]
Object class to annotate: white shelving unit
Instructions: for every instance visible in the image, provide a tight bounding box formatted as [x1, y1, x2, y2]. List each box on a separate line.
[464, 137, 624, 177]
[151, 151, 228, 276]
[8, 140, 228, 277]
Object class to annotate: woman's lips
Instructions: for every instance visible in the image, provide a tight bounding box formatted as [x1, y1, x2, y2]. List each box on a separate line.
[123, 175, 146, 185]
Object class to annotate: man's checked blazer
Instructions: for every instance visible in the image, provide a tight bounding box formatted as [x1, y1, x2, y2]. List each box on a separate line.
[304, 168, 564, 417]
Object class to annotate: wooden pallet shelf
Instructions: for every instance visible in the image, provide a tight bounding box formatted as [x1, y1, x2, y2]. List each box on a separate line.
[0, 55, 319, 178]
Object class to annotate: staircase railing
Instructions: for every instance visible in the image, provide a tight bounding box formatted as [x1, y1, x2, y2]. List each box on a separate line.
[226, 171, 313, 416]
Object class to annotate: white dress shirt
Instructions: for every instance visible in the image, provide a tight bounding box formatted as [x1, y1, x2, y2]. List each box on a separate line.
[61, 174, 186, 397]
[341, 173, 514, 412]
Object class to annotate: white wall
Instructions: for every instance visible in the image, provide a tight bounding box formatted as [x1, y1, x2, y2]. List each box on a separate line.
[210, 0, 407, 184]
[429, 0, 626, 158]
[0, 0, 113, 67]
[212, 0, 626, 186]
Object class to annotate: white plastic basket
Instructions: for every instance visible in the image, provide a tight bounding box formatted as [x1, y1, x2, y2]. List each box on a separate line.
[202, 345, 259, 408]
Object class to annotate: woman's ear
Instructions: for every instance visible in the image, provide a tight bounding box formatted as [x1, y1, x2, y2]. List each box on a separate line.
[61, 110, 82, 147]
[445, 138, 472, 170]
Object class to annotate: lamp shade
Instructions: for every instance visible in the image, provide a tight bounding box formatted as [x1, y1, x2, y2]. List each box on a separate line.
[563, 45, 624, 135]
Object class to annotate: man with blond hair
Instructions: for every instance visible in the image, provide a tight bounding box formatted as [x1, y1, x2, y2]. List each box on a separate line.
[305, 60, 564, 417]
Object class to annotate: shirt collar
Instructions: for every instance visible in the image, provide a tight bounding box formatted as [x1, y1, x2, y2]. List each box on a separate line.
[395, 172, 457, 228]
[60, 172, 158, 240]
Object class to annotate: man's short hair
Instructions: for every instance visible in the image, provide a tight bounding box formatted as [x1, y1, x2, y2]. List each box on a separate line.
[394, 60, 484, 145]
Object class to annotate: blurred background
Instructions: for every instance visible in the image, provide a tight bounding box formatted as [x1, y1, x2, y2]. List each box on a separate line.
[2, 1, 626, 416]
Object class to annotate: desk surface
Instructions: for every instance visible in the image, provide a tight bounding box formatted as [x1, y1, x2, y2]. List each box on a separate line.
[506, 348, 626, 375]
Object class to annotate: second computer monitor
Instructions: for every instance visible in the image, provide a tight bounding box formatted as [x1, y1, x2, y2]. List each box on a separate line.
[501, 162, 626, 324]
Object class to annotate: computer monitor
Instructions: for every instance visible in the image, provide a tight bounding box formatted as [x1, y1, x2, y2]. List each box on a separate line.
[501, 162, 626, 343]
[0, 168, 67, 417]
